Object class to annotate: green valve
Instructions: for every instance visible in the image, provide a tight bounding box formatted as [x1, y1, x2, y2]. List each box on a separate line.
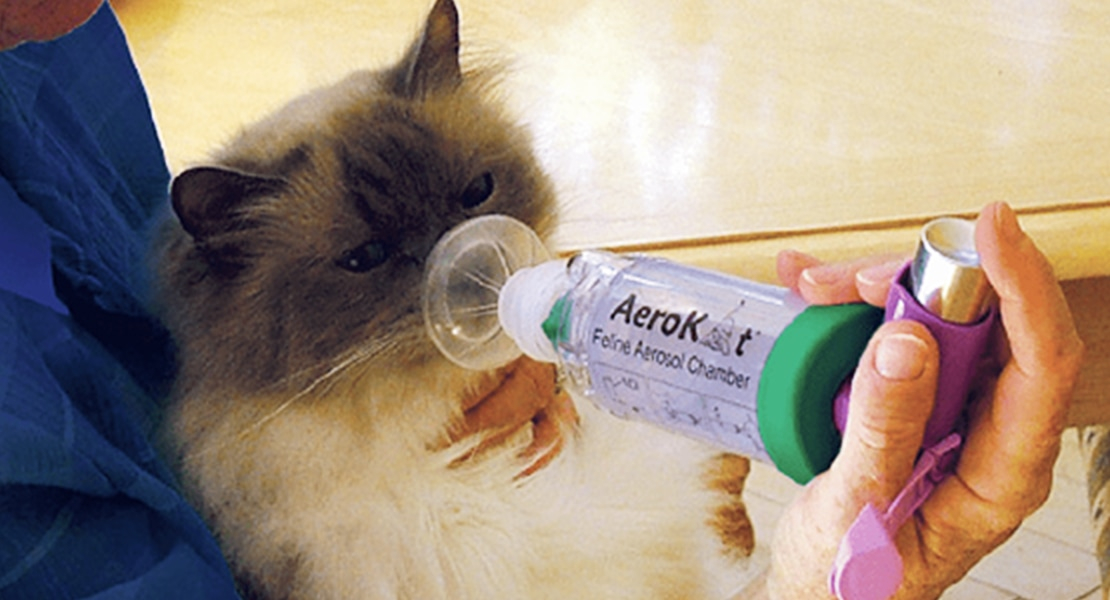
[542, 295, 572, 349]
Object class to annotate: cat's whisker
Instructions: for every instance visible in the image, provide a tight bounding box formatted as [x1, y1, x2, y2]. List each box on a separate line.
[493, 244, 512, 281]
[276, 346, 370, 398]
[463, 268, 503, 294]
[185, 342, 392, 462]
[451, 302, 499, 317]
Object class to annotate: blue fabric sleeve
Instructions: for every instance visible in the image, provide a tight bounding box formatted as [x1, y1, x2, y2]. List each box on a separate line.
[0, 5, 239, 598]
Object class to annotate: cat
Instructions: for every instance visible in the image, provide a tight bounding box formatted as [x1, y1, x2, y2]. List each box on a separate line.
[154, 0, 754, 598]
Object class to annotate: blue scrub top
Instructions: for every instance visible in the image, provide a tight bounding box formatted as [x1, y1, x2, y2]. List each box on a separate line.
[0, 5, 239, 598]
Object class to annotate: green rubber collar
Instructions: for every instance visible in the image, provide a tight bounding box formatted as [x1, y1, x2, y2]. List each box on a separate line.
[757, 303, 883, 484]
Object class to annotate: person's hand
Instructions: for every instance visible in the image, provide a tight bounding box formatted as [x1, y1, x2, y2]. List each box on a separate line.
[449, 356, 578, 477]
[1, 0, 104, 51]
[767, 202, 1085, 598]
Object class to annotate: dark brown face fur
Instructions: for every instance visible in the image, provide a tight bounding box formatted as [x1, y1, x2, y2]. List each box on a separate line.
[156, 0, 556, 395]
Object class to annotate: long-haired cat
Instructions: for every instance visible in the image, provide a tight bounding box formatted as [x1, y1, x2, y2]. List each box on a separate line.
[155, 1, 754, 598]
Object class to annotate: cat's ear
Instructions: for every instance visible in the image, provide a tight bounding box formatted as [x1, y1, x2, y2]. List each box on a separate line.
[393, 0, 461, 97]
[171, 166, 284, 239]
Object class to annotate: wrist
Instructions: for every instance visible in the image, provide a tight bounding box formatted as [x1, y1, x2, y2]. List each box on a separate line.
[766, 570, 836, 600]
[767, 498, 839, 600]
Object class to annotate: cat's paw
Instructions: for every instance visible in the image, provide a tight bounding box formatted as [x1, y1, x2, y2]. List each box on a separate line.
[517, 388, 577, 478]
[446, 357, 578, 477]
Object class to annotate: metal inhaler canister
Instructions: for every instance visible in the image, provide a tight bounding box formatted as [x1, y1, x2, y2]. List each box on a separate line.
[910, 218, 996, 324]
[894, 218, 998, 448]
[832, 217, 999, 450]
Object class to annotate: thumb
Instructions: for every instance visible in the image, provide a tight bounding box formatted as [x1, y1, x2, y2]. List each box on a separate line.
[830, 320, 940, 506]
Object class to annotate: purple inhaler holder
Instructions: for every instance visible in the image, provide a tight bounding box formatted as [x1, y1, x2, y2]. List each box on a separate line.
[829, 262, 998, 600]
[833, 264, 998, 446]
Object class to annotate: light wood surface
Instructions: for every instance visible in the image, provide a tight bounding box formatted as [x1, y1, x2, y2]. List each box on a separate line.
[115, 0, 1110, 427]
[115, 0, 1110, 264]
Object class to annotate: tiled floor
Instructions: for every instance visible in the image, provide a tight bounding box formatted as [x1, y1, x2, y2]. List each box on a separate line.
[730, 429, 1102, 599]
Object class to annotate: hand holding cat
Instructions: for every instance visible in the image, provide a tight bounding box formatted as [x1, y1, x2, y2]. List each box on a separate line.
[767, 202, 1085, 598]
[450, 357, 578, 477]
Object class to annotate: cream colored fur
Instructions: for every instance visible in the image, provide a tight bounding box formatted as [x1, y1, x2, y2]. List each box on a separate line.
[171, 361, 749, 599]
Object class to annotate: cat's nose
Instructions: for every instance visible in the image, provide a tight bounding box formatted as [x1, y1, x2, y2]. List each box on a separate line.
[401, 231, 441, 268]
[411, 217, 471, 266]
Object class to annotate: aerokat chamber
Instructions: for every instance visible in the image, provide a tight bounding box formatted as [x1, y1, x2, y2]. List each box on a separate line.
[424, 215, 996, 483]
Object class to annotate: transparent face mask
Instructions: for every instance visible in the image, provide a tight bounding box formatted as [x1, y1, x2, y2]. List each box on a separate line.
[422, 215, 551, 371]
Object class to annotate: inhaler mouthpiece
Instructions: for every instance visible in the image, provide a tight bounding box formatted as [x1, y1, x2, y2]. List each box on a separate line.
[423, 215, 552, 371]
[498, 260, 569, 364]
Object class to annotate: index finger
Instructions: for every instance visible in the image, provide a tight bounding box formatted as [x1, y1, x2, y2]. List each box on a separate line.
[775, 249, 906, 306]
[972, 202, 1084, 450]
[922, 203, 1084, 539]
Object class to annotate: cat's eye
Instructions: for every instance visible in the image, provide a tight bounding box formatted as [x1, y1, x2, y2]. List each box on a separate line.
[337, 241, 391, 273]
[459, 172, 495, 209]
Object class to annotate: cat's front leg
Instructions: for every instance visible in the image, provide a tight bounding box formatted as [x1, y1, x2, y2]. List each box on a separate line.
[444, 357, 578, 478]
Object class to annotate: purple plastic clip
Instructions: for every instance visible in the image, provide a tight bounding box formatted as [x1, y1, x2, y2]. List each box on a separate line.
[829, 433, 963, 600]
[829, 261, 998, 600]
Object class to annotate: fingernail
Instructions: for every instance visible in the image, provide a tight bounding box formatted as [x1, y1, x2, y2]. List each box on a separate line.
[802, 264, 841, 287]
[994, 202, 1023, 243]
[856, 262, 896, 288]
[875, 333, 928, 381]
